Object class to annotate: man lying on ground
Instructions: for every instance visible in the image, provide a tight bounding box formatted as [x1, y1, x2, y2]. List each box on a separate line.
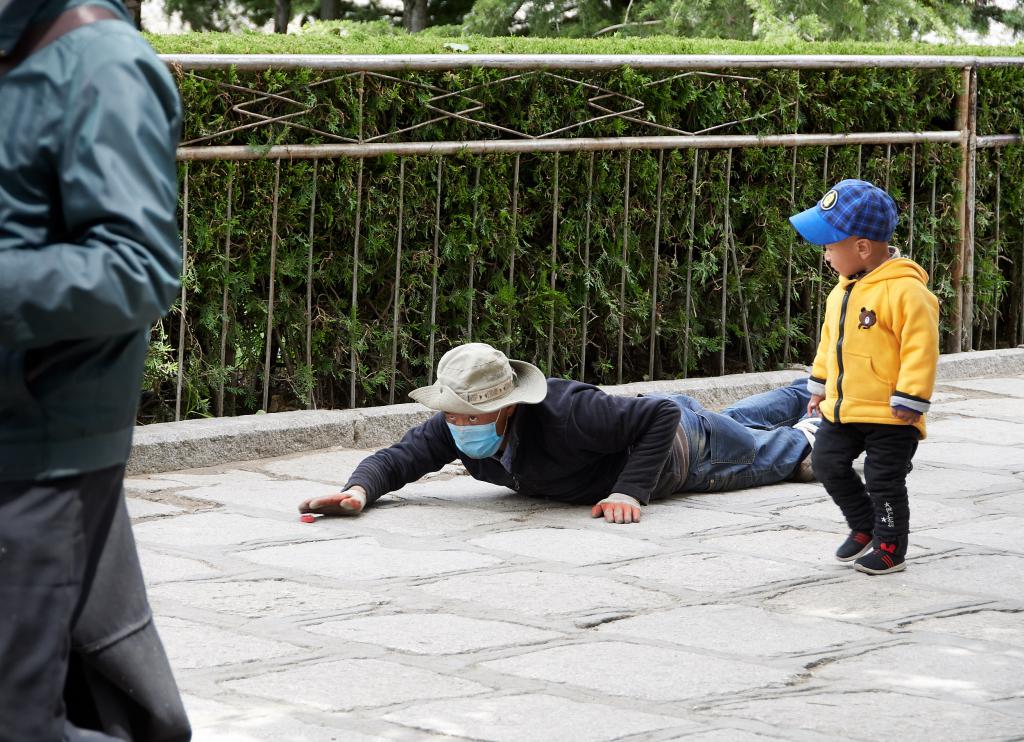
[299, 343, 819, 524]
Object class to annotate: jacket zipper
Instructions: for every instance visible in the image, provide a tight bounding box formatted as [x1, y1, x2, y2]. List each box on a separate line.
[833, 281, 856, 423]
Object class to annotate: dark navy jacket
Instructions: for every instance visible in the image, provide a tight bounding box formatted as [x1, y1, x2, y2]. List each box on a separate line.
[347, 378, 683, 506]
[0, 0, 182, 481]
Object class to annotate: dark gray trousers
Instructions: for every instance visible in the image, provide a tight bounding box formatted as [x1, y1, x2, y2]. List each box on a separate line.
[0, 465, 190, 742]
[812, 418, 920, 553]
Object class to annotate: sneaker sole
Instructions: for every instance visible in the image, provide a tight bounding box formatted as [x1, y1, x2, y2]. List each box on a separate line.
[835, 543, 873, 563]
[854, 561, 907, 575]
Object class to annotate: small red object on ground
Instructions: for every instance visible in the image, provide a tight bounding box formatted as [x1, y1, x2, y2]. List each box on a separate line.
[300, 513, 316, 523]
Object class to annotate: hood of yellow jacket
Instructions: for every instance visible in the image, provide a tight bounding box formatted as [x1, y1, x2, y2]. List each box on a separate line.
[836, 257, 929, 289]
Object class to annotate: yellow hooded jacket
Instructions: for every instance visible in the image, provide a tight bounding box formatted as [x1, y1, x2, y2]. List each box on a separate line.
[808, 257, 939, 438]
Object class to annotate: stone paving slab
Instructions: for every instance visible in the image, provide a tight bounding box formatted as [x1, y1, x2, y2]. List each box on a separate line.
[759, 578, 984, 624]
[707, 690, 1024, 742]
[126, 497, 184, 519]
[941, 377, 1024, 396]
[126, 365, 1024, 741]
[172, 478, 349, 515]
[481, 641, 795, 702]
[897, 552, 1024, 601]
[149, 578, 380, 619]
[936, 396, 1024, 424]
[926, 416, 1024, 446]
[612, 551, 821, 593]
[917, 515, 1024, 552]
[469, 527, 662, 565]
[902, 609, 1024, 647]
[157, 616, 306, 670]
[595, 604, 889, 657]
[814, 641, 1024, 702]
[382, 693, 691, 741]
[138, 549, 222, 583]
[305, 613, 563, 655]
[413, 569, 676, 618]
[134, 511, 333, 547]
[222, 658, 490, 712]
[912, 441, 1024, 472]
[237, 536, 505, 580]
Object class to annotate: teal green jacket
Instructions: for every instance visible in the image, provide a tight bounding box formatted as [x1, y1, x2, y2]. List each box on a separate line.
[0, 0, 182, 481]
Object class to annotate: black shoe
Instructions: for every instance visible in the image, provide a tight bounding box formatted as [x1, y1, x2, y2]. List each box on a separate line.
[854, 540, 906, 575]
[835, 530, 873, 562]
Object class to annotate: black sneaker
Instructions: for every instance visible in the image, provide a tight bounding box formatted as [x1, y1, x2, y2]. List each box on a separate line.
[835, 530, 873, 562]
[854, 541, 906, 575]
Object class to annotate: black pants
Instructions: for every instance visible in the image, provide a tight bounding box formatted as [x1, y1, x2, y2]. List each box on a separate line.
[811, 418, 920, 553]
[0, 465, 190, 742]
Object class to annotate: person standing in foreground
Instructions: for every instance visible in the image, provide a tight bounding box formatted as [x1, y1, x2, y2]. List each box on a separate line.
[0, 1, 190, 739]
[790, 179, 939, 575]
[300, 343, 818, 524]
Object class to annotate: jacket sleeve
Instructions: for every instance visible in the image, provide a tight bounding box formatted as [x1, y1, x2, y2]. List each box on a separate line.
[891, 282, 940, 413]
[567, 390, 681, 505]
[808, 291, 834, 397]
[345, 413, 459, 506]
[0, 39, 182, 348]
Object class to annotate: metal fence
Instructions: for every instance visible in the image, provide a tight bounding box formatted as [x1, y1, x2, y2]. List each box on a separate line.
[166, 54, 1024, 419]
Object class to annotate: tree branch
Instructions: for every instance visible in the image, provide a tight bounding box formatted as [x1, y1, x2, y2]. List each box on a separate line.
[593, 18, 663, 35]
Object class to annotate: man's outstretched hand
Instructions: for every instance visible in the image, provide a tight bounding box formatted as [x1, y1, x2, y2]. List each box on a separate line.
[299, 486, 367, 517]
[591, 493, 642, 524]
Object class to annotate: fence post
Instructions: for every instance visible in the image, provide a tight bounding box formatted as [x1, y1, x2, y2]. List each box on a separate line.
[580, 152, 595, 380]
[428, 158, 442, 385]
[783, 70, 799, 364]
[617, 150, 632, 385]
[389, 158, 406, 405]
[261, 158, 281, 413]
[306, 159, 317, 410]
[548, 153, 560, 374]
[175, 163, 189, 422]
[217, 169, 233, 417]
[952, 65, 978, 353]
[648, 150, 665, 381]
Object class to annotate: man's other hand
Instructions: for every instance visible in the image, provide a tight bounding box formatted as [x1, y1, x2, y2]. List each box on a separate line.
[591, 493, 641, 524]
[299, 486, 367, 517]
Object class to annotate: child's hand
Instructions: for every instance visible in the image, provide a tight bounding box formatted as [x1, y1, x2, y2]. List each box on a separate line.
[807, 394, 824, 417]
[892, 407, 921, 424]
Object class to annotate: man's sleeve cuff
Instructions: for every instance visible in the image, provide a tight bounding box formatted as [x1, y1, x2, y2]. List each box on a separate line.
[891, 391, 930, 413]
[807, 377, 826, 396]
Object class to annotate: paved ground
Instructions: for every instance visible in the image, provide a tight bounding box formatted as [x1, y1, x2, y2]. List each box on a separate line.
[127, 374, 1024, 742]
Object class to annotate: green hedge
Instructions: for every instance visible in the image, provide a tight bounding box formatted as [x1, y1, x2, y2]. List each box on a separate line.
[149, 25, 1024, 56]
[146, 35, 1024, 421]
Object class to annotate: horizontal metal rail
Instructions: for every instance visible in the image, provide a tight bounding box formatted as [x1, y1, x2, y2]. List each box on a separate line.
[162, 53, 1024, 72]
[177, 131, 964, 160]
[977, 134, 1024, 148]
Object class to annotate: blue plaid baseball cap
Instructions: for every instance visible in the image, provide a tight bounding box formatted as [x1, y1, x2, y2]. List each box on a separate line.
[789, 179, 899, 245]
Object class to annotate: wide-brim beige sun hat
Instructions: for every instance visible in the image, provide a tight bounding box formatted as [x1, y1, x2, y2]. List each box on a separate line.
[408, 343, 548, 414]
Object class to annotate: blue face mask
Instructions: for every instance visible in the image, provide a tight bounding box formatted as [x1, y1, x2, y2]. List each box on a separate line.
[447, 411, 505, 459]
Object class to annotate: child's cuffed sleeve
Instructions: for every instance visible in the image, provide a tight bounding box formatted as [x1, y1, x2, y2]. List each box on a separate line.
[890, 282, 940, 413]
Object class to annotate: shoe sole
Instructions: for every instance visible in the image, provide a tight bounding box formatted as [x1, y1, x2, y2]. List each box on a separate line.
[835, 543, 873, 563]
[854, 561, 907, 575]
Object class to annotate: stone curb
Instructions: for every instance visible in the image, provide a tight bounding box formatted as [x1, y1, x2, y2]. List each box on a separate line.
[127, 347, 1024, 476]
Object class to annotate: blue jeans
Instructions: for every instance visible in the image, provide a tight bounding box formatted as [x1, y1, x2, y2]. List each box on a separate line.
[649, 377, 812, 494]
